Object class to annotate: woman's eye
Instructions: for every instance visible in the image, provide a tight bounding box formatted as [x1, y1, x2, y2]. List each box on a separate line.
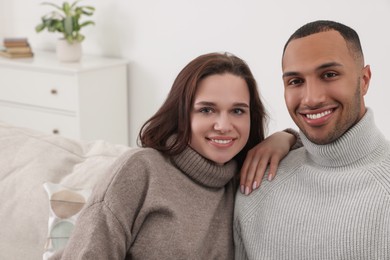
[199, 107, 213, 113]
[233, 108, 245, 115]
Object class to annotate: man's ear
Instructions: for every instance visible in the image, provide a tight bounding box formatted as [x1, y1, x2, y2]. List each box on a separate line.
[361, 65, 371, 95]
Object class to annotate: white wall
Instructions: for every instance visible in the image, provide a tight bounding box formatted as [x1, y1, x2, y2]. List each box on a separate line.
[0, 1, 7, 37]
[1, 0, 390, 146]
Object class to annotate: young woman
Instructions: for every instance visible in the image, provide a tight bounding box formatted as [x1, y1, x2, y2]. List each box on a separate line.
[52, 52, 297, 259]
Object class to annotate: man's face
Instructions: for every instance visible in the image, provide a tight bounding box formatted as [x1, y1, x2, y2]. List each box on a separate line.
[282, 30, 371, 144]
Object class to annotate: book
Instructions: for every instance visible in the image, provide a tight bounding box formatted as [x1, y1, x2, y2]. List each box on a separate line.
[3, 37, 29, 48]
[3, 37, 28, 43]
[4, 42, 30, 48]
[3, 46, 32, 54]
[1, 37, 34, 58]
[0, 50, 34, 59]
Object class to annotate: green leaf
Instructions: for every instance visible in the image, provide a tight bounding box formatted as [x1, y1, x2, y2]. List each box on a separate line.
[66, 35, 73, 43]
[63, 2, 71, 15]
[75, 7, 83, 16]
[64, 16, 73, 35]
[76, 34, 85, 42]
[73, 16, 80, 31]
[35, 23, 46, 32]
[79, 21, 94, 28]
[54, 21, 64, 32]
[83, 6, 95, 11]
[81, 9, 94, 16]
[70, 0, 81, 9]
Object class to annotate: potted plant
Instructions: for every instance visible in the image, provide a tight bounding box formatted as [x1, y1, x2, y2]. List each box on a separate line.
[35, 0, 95, 62]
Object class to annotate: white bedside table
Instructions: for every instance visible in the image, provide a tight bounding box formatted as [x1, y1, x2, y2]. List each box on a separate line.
[0, 51, 129, 145]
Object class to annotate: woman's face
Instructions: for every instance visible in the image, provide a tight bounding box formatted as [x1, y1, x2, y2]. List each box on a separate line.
[190, 73, 250, 165]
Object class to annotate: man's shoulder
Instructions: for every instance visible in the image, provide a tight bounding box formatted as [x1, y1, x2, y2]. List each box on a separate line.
[234, 148, 305, 221]
[280, 146, 306, 170]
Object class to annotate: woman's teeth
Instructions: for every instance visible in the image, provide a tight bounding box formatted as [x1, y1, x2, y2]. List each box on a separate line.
[212, 139, 232, 144]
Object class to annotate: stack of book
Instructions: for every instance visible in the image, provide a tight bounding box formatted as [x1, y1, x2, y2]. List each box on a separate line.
[0, 37, 34, 59]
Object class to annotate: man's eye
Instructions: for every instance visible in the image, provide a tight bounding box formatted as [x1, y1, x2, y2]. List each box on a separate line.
[323, 72, 338, 79]
[288, 78, 303, 86]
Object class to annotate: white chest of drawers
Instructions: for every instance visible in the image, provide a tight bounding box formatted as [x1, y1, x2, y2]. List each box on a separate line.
[0, 51, 129, 145]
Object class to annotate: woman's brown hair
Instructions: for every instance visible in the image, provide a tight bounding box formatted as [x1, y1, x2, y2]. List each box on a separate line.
[138, 52, 268, 167]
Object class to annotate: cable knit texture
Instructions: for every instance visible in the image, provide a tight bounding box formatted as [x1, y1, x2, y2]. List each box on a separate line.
[51, 145, 237, 260]
[234, 108, 390, 260]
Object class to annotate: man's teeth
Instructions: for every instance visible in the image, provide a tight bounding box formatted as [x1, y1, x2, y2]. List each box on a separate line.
[306, 110, 331, 119]
[212, 139, 232, 144]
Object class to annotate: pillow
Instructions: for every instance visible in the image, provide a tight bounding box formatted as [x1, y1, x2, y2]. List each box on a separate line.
[42, 182, 92, 260]
[0, 122, 130, 260]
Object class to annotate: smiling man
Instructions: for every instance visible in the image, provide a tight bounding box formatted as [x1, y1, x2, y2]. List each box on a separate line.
[282, 28, 370, 145]
[234, 20, 390, 260]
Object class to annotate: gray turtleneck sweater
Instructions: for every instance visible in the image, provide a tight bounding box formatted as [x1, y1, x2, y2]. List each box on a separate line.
[52, 145, 237, 259]
[234, 108, 390, 260]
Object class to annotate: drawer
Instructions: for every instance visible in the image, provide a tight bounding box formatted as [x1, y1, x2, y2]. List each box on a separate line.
[0, 67, 78, 111]
[0, 103, 79, 139]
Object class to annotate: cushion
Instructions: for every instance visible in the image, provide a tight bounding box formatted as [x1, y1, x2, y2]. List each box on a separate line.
[42, 182, 92, 260]
[0, 122, 131, 260]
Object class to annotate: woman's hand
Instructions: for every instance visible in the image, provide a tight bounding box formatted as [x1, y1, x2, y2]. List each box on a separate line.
[240, 131, 296, 195]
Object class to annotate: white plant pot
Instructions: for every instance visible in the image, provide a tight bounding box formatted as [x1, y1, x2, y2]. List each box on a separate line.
[56, 39, 82, 62]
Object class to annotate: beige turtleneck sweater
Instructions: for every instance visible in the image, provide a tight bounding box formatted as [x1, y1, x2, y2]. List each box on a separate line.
[51, 145, 237, 259]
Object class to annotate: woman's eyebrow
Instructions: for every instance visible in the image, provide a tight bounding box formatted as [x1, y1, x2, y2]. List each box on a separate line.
[194, 101, 249, 107]
[194, 101, 215, 106]
[233, 102, 249, 108]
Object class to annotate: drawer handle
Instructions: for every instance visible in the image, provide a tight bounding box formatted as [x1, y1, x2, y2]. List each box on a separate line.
[52, 129, 60, 134]
[51, 89, 58, 95]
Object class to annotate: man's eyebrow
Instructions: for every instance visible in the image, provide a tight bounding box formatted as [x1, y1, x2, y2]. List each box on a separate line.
[282, 62, 343, 78]
[317, 62, 343, 70]
[282, 71, 299, 78]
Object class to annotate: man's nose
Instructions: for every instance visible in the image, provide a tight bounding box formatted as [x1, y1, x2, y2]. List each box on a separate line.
[302, 79, 326, 107]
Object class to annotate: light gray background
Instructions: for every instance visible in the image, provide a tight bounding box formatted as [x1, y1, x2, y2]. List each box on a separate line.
[1, 0, 389, 146]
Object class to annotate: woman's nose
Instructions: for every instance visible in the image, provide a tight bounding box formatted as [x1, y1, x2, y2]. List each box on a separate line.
[213, 114, 232, 133]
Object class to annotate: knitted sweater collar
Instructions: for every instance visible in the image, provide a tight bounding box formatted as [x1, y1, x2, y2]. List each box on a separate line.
[171, 145, 237, 188]
[300, 108, 387, 168]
